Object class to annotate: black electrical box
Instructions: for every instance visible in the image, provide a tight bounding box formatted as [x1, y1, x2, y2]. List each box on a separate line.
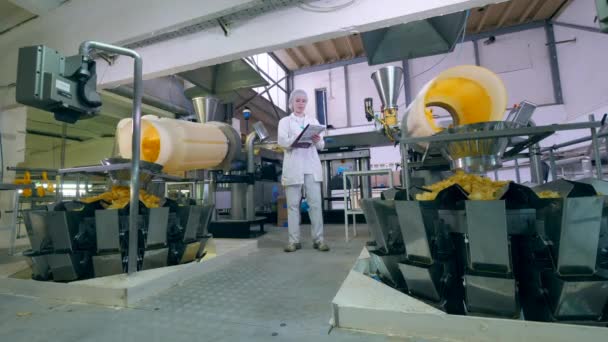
[16, 45, 102, 123]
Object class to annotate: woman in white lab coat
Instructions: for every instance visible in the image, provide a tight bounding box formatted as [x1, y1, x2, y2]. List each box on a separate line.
[278, 89, 329, 252]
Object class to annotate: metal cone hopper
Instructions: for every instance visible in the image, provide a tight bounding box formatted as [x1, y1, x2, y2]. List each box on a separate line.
[371, 66, 403, 126]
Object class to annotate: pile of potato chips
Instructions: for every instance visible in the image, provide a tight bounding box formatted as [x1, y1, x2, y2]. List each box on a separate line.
[80, 185, 161, 209]
[415, 170, 560, 201]
[416, 171, 509, 201]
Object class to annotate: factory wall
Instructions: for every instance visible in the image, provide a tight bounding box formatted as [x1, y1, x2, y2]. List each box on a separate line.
[294, 1, 608, 177]
[294, 26, 559, 168]
[553, 0, 608, 122]
[18, 137, 116, 170]
[294, 66, 348, 127]
[490, 1, 608, 183]
[0, 106, 27, 226]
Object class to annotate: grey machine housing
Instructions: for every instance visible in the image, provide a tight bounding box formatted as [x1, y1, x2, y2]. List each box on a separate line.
[16, 45, 102, 124]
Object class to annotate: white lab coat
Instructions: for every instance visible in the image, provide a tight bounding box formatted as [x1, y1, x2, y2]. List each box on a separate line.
[277, 113, 325, 186]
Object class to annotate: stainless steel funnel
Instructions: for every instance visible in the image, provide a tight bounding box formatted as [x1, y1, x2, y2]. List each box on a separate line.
[192, 96, 222, 123]
[438, 121, 519, 173]
[371, 66, 403, 110]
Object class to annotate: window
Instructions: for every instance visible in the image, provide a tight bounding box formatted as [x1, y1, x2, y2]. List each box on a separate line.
[246, 53, 288, 112]
[315, 88, 328, 125]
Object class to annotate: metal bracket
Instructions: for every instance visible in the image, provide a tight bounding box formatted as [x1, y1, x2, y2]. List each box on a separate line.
[218, 18, 230, 36]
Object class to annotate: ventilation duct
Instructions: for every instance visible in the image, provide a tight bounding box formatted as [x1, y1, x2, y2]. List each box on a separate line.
[361, 11, 467, 65]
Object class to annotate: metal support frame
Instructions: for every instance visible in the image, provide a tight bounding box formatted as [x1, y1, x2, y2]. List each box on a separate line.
[245, 56, 288, 117]
[552, 21, 604, 35]
[401, 121, 606, 186]
[544, 21, 564, 105]
[8, 190, 19, 255]
[548, 148, 558, 181]
[589, 114, 603, 180]
[400, 121, 601, 145]
[57, 123, 67, 201]
[472, 39, 481, 66]
[79, 41, 143, 275]
[246, 57, 287, 93]
[342, 169, 393, 242]
[235, 75, 288, 110]
[539, 116, 606, 180]
[286, 71, 294, 110]
[344, 65, 351, 127]
[268, 52, 289, 74]
[401, 143, 410, 199]
[60, 123, 67, 168]
[514, 158, 521, 183]
[542, 131, 608, 152]
[401, 59, 412, 106]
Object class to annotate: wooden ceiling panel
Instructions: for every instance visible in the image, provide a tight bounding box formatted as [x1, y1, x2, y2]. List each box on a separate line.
[533, 0, 567, 20]
[272, 49, 300, 70]
[271, 0, 571, 71]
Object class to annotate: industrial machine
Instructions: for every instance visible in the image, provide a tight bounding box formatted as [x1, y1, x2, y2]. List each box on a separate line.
[14, 42, 282, 281]
[16, 45, 102, 123]
[22, 160, 215, 281]
[360, 64, 608, 325]
[319, 148, 371, 222]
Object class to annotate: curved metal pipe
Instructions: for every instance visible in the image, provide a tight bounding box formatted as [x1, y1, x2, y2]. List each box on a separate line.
[245, 132, 258, 220]
[80, 41, 142, 275]
[527, 120, 544, 184]
[246, 132, 257, 174]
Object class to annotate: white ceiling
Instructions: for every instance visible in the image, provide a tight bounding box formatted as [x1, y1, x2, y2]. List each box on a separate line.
[0, 0, 68, 34]
[0, 0, 34, 33]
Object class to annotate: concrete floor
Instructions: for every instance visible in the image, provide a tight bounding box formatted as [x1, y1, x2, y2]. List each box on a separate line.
[0, 224, 407, 341]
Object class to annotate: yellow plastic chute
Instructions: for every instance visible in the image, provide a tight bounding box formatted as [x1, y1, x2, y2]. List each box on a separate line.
[404, 65, 508, 140]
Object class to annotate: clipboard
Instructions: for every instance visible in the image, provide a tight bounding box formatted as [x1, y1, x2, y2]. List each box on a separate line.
[291, 124, 325, 148]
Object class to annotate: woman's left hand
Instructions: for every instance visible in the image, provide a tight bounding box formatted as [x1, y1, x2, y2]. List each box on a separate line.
[312, 134, 321, 143]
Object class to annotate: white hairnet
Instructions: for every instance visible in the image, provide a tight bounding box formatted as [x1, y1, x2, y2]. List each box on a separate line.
[288, 89, 308, 111]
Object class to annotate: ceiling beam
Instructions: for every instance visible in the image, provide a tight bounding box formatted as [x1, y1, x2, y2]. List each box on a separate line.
[496, 0, 516, 28]
[10, 0, 506, 88]
[329, 39, 342, 60]
[294, 46, 312, 66]
[518, 0, 540, 24]
[284, 48, 303, 69]
[311, 42, 327, 64]
[475, 6, 491, 33]
[345, 35, 357, 58]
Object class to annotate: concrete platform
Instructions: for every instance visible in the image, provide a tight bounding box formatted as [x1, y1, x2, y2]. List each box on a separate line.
[331, 247, 608, 342]
[1, 224, 402, 342]
[0, 238, 258, 307]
